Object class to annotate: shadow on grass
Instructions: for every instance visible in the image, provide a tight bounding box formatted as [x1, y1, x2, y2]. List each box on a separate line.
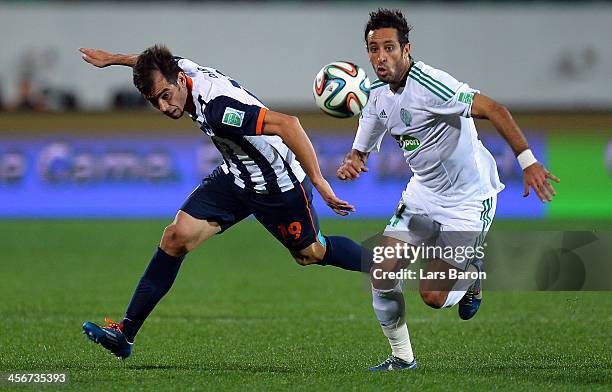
[129, 362, 303, 374]
[125, 362, 303, 374]
[66, 361, 301, 374]
[126, 364, 199, 371]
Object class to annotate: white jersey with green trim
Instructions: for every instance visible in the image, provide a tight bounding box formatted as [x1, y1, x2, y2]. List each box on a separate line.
[353, 60, 504, 204]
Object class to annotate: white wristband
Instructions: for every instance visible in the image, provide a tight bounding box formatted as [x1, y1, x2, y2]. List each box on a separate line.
[517, 149, 538, 170]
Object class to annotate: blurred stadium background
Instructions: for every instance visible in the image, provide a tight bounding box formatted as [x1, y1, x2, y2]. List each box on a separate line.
[1, 1, 611, 390]
[0, 1, 610, 220]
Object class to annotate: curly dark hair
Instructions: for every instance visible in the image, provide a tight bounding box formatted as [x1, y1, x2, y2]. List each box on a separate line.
[364, 8, 412, 48]
[133, 44, 182, 96]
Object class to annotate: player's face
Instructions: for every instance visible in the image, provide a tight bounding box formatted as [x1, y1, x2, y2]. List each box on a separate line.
[366, 28, 411, 84]
[145, 71, 189, 119]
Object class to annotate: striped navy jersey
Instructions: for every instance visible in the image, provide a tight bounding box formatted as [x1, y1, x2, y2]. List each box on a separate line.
[177, 57, 306, 193]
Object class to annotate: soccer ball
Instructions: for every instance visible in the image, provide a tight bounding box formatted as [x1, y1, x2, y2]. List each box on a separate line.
[313, 62, 370, 118]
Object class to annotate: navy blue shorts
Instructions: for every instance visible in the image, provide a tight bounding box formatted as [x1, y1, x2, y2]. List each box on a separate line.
[180, 167, 324, 251]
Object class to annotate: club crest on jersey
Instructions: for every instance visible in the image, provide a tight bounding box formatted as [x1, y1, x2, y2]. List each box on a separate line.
[400, 108, 412, 126]
[222, 107, 245, 127]
[395, 135, 421, 152]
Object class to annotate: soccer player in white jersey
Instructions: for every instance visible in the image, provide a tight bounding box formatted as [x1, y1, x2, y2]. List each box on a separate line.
[78, 45, 373, 359]
[336, 9, 560, 371]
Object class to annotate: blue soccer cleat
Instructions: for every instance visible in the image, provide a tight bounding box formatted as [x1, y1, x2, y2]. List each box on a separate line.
[368, 355, 418, 371]
[82, 318, 133, 359]
[458, 258, 484, 320]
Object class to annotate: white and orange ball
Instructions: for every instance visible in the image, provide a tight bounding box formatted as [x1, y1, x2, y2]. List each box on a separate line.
[313, 62, 370, 118]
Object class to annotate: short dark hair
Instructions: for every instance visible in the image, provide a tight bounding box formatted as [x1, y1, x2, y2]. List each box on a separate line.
[133, 44, 182, 96]
[364, 8, 412, 48]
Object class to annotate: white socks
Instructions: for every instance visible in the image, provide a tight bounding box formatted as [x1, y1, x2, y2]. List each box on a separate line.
[442, 289, 467, 308]
[442, 264, 479, 308]
[372, 283, 414, 362]
[381, 322, 414, 363]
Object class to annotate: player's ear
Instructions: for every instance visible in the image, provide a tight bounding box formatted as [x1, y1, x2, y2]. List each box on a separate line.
[177, 71, 186, 88]
[403, 42, 411, 59]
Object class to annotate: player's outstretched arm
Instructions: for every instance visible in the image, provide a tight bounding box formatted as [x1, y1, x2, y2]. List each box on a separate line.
[79, 48, 138, 68]
[471, 93, 560, 203]
[337, 149, 369, 181]
[261, 110, 355, 216]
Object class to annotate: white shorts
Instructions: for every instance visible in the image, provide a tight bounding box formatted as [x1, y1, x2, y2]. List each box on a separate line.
[383, 181, 497, 270]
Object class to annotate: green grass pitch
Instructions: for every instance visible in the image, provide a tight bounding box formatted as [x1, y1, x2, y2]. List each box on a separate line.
[0, 219, 610, 390]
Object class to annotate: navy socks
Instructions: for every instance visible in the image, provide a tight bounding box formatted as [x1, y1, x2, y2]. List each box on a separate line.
[321, 236, 373, 272]
[120, 237, 371, 341]
[122, 247, 184, 342]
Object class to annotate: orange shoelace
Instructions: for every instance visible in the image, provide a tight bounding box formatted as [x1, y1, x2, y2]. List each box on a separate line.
[104, 318, 124, 333]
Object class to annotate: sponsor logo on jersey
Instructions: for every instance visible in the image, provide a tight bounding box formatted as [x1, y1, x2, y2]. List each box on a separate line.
[458, 92, 474, 104]
[378, 109, 387, 119]
[395, 135, 421, 152]
[222, 107, 245, 127]
[400, 108, 412, 126]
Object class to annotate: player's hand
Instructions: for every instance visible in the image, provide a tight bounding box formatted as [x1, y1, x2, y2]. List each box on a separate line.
[523, 162, 560, 203]
[79, 48, 114, 68]
[336, 150, 368, 181]
[313, 178, 356, 216]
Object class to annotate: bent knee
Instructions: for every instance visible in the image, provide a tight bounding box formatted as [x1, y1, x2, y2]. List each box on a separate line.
[161, 224, 194, 256]
[292, 244, 325, 266]
[420, 290, 446, 309]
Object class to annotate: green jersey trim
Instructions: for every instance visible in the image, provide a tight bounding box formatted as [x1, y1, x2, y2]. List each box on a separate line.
[409, 73, 449, 101]
[371, 79, 388, 90]
[408, 66, 456, 101]
[411, 66, 455, 97]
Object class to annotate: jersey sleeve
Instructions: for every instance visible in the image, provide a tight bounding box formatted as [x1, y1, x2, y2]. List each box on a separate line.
[418, 68, 480, 118]
[428, 83, 480, 118]
[203, 96, 267, 137]
[352, 95, 387, 153]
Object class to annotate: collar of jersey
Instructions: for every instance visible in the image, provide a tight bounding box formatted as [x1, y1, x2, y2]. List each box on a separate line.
[185, 75, 196, 116]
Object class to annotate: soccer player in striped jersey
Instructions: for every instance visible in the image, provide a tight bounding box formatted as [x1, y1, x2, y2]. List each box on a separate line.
[337, 9, 560, 371]
[79, 45, 371, 359]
